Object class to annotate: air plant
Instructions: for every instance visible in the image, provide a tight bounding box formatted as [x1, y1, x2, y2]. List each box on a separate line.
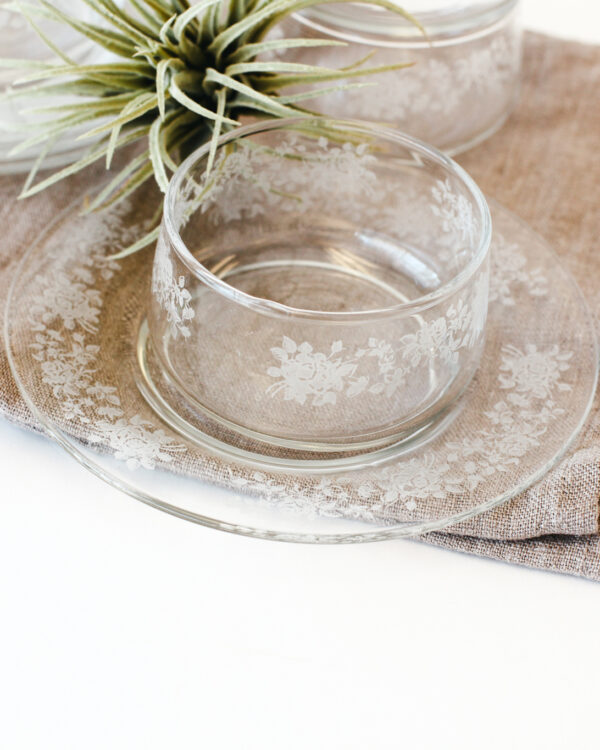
[1, 0, 419, 254]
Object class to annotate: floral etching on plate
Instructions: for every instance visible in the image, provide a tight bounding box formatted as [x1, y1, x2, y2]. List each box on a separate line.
[29, 205, 186, 471]
[27, 191, 576, 520]
[152, 233, 195, 339]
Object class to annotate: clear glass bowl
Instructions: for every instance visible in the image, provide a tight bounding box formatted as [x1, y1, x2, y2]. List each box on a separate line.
[147, 118, 491, 467]
[276, 0, 522, 154]
[0, 0, 102, 173]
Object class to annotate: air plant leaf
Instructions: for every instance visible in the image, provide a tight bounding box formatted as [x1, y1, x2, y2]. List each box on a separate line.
[2, 0, 420, 256]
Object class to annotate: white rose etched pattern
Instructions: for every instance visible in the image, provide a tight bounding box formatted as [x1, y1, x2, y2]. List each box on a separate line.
[90, 416, 185, 471]
[29, 205, 186, 471]
[323, 343, 574, 513]
[266, 336, 410, 406]
[266, 274, 488, 408]
[185, 135, 378, 225]
[499, 344, 572, 399]
[324, 32, 521, 125]
[152, 233, 195, 339]
[267, 337, 366, 406]
[31, 273, 102, 333]
[224, 340, 574, 519]
[489, 234, 549, 305]
[273, 17, 521, 152]
[431, 177, 477, 244]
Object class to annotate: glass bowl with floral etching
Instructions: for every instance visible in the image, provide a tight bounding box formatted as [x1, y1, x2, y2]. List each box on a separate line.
[274, 0, 522, 155]
[143, 117, 491, 469]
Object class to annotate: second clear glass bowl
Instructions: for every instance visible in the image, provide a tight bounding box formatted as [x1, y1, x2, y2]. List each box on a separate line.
[275, 0, 522, 154]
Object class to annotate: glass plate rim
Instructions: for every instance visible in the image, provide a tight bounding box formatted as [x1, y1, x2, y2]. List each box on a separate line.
[4, 197, 598, 544]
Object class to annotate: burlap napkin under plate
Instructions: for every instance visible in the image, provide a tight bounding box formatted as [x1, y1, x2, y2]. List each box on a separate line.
[2, 32, 600, 580]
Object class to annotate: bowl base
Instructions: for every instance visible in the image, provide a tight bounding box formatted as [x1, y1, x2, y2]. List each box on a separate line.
[135, 319, 466, 473]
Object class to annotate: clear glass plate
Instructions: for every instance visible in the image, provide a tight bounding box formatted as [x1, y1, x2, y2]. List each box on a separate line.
[5, 195, 598, 542]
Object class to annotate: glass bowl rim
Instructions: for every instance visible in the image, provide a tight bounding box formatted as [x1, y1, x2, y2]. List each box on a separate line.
[293, 0, 519, 48]
[163, 116, 492, 322]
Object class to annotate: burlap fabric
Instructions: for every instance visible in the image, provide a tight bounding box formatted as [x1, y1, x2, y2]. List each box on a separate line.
[2, 32, 600, 579]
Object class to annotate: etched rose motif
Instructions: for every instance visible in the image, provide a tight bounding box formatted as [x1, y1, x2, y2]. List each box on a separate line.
[401, 318, 445, 367]
[191, 135, 379, 227]
[367, 454, 453, 506]
[26, 203, 187, 472]
[35, 273, 102, 332]
[152, 237, 195, 339]
[91, 416, 185, 470]
[499, 344, 573, 399]
[280, 30, 518, 134]
[431, 177, 477, 244]
[490, 235, 548, 306]
[494, 430, 539, 459]
[62, 399, 92, 423]
[40, 357, 93, 398]
[267, 337, 359, 406]
[87, 383, 123, 419]
[400, 314, 464, 368]
[38, 335, 98, 399]
[265, 292, 482, 407]
[484, 400, 516, 428]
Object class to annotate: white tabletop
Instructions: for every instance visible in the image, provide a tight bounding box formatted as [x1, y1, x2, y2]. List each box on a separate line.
[2, 4, 600, 749]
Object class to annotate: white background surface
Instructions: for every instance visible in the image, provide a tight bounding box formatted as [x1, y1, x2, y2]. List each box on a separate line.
[2, 3, 600, 749]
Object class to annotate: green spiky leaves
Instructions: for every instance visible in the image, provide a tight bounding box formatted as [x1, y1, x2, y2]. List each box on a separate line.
[2, 0, 419, 254]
